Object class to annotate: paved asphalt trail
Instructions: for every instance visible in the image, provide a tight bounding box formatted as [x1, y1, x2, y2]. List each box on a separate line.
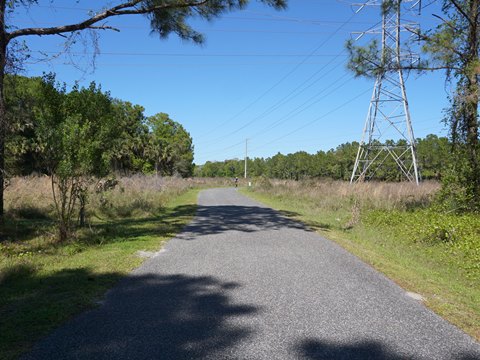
[25, 188, 480, 359]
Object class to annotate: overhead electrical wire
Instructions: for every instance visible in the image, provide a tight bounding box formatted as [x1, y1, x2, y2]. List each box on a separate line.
[196, 73, 358, 157]
[33, 4, 372, 25]
[195, 52, 350, 145]
[201, 9, 374, 145]
[197, 139, 246, 157]
[195, 11, 360, 140]
[15, 20, 356, 35]
[209, 71, 355, 146]
[28, 3, 395, 163]
[198, 139, 247, 157]
[252, 73, 356, 135]
[197, 117, 447, 163]
[246, 63, 358, 132]
[196, 81, 367, 159]
[200, 122, 447, 163]
[24, 60, 342, 68]
[249, 87, 372, 152]
[26, 61, 335, 67]
[31, 50, 348, 58]
[194, 9, 371, 158]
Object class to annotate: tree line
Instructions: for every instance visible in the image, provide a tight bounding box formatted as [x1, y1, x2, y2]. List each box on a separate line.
[6, 74, 194, 178]
[195, 134, 452, 181]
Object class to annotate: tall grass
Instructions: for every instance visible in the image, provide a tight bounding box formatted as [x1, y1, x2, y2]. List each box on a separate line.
[4, 175, 230, 221]
[1, 175, 231, 246]
[254, 177, 440, 212]
[4, 176, 54, 219]
[1, 174, 228, 275]
[92, 176, 231, 218]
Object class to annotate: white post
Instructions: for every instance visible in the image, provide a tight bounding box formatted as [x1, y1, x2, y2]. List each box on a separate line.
[244, 139, 248, 179]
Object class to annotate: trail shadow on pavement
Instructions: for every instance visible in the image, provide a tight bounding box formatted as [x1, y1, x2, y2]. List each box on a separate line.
[294, 338, 480, 360]
[178, 205, 309, 238]
[24, 273, 260, 360]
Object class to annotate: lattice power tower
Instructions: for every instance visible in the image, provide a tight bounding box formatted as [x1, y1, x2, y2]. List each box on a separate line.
[350, 0, 421, 184]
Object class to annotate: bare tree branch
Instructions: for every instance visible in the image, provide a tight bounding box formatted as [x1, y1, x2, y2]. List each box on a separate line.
[7, 0, 208, 41]
[448, 0, 475, 28]
[88, 25, 120, 32]
[432, 13, 461, 33]
[400, 65, 461, 71]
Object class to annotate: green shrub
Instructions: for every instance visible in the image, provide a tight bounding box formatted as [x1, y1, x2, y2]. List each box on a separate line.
[364, 209, 480, 280]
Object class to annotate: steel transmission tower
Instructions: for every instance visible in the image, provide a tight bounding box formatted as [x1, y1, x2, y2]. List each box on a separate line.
[350, 0, 421, 184]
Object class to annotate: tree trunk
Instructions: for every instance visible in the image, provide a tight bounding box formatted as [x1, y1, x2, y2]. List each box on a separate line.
[466, 0, 480, 206]
[0, 0, 7, 219]
[78, 188, 87, 227]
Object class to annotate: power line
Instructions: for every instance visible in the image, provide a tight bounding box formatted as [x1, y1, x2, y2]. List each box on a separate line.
[195, 11, 360, 140]
[195, 119, 448, 163]
[14, 21, 357, 35]
[250, 88, 372, 152]
[196, 53, 351, 145]
[214, 72, 355, 146]
[195, 74, 352, 159]
[31, 4, 374, 25]
[197, 139, 246, 157]
[31, 50, 349, 58]
[197, 65, 355, 149]
[25, 61, 340, 67]
[251, 73, 356, 136]
[242, 59, 356, 134]
[195, 85, 369, 162]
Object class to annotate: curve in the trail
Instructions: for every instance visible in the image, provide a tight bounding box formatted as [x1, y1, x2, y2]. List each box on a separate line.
[24, 188, 480, 360]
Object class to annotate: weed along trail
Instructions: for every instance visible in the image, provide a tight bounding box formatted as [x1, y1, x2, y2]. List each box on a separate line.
[24, 188, 480, 360]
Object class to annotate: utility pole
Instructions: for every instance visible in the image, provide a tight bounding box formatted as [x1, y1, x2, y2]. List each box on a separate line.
[244, 139, 248, 179]
[350, 0, 420, 184]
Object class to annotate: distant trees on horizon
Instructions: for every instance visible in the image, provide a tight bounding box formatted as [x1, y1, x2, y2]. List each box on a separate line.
[195, 134, 452, 182]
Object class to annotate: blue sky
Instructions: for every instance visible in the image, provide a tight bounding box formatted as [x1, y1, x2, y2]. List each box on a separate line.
[13, 0, 449, 164]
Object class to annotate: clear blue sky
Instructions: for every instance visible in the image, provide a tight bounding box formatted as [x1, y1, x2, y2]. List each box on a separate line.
[13, 0, 448, 165]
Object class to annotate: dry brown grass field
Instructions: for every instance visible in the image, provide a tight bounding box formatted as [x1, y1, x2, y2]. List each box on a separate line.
[255, 177, 440, 211]
[4, 175, 232, 223]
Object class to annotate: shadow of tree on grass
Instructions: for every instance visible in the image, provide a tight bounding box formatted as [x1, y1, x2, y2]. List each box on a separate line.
[0, 202, 197, 253]
[0, 217, 54, 242]
[80, 203, 198, 246]
[1, 266, 124, 360]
